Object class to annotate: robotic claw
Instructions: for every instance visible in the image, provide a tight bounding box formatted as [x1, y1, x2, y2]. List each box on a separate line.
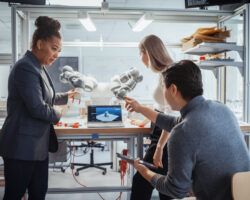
[110, 67, 143, 99]
[59, 65, 143, 100]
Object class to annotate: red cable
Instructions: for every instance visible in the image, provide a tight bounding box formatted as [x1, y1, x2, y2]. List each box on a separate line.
[70, 147, 124, 200]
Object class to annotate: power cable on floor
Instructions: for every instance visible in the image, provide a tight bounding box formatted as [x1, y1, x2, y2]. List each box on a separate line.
[70, 148, 127, 200]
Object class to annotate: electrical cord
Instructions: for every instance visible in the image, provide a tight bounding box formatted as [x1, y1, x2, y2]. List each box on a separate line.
[70, 148, 127, 200]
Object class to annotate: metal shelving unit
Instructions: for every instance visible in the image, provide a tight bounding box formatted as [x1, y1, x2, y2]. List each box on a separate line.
[184, 42, 243, 71]
[197, 60, 243, 70]
[184, 42, 243, 55]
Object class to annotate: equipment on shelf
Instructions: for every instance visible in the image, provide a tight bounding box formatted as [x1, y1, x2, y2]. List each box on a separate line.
[183, 42, 243, 71]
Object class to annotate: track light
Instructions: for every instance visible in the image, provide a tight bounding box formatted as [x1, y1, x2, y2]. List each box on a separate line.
[132, 13, 153, 32]
[78, 12, 96, 32]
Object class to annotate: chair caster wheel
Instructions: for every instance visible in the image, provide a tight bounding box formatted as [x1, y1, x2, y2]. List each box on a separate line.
[70, 164, 74, 170]
[75, 171, 79, 176]
[110, 165, 113, 169]
[61, 168, 65, 173]
[102, 170, 107, 175]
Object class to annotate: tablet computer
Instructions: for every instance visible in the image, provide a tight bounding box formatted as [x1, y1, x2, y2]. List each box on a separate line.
[116, 153, 135, 164]
[116, 153, 157, 170]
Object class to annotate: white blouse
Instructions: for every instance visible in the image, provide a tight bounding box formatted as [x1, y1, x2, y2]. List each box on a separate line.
[152, 74, 175, 115]
[152, 74, 166, 112]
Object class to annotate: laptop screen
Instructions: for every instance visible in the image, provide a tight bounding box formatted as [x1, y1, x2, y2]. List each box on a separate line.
[88, 105, 122, 123]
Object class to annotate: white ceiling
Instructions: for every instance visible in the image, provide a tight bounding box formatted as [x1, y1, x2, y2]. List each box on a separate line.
[0, 0, 218, 54]
[46, 0, 184, 8]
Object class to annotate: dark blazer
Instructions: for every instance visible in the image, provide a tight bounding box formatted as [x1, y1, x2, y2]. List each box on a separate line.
[0, 51, 68, 161]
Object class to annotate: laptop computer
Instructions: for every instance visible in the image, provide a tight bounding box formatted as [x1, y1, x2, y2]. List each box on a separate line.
[87, 105, 124, 128]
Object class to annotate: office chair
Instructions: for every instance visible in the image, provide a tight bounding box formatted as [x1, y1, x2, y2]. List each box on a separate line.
[70, 141, 113, 175]
[231, 171, 250, 200]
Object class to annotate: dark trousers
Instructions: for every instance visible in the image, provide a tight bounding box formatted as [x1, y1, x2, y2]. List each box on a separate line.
[130, 143, 172, 200]
[3, 157, 49, 200]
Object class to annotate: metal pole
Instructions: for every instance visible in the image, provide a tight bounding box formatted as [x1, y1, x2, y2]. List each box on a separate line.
[243, 4, 250, 123]
[11, 5, 18, 66]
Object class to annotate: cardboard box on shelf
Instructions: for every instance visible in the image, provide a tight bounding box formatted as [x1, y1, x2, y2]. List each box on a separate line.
[182, 38, 201, 51]
[181, 27, 230, 51]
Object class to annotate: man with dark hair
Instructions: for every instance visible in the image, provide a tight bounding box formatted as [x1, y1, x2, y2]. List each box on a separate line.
[125, 60, 250, 200]
[163, 60, 203, 100]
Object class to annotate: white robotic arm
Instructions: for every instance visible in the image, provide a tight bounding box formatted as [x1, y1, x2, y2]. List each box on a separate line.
[110, 67, 143, 99]
[60, 66, 143, 102]
[60, 65, 98, 92]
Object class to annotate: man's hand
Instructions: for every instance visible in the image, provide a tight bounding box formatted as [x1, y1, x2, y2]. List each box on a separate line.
[125, 96, 159, 124]
[133, 158, 156, 183]
[124, 96, 142, 113]
[133, 158, 148, 172]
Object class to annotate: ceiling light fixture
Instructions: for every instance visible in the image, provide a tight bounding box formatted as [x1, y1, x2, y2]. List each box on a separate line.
[78, 12, 96, 32]
[48, 0, 102, 6]
[63, 41, 139, 48]
[132, 13, 153, 32]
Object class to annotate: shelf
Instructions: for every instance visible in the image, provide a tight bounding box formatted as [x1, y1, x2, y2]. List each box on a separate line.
[184, 42, 243, 55]
[197, 60, 243, 70]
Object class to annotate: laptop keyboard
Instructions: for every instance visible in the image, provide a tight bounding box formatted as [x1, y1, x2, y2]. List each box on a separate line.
[87, 122, 124, 128]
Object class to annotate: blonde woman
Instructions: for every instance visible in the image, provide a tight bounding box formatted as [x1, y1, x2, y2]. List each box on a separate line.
[130, 35, 173, 200]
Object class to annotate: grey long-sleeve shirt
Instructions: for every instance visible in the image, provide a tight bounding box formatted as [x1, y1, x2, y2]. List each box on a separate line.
[150, 96, 250, 200]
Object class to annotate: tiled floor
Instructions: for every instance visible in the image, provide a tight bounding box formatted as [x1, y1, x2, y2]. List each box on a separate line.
[47, 168, 129, 200]
[48, 147, 131, 200]
[0, 148, 161, 200]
